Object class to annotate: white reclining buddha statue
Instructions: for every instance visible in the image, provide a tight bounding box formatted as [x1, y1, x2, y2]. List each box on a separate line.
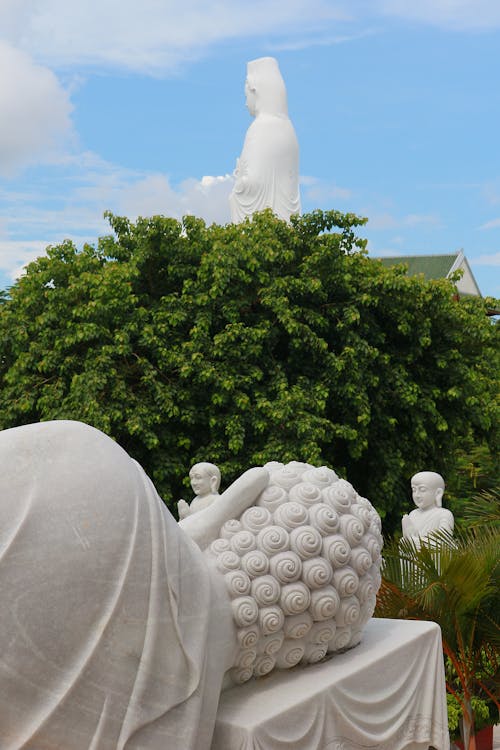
[0, 420, 382, 749]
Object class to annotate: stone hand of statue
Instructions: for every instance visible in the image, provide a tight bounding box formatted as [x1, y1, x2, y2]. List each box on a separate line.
[177, 499, 190, 520]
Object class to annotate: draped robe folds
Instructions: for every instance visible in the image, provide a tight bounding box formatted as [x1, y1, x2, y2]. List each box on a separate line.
[0, 420, 234, 750]
[406, 506, 454, 540]
[229, 113, 300, 222]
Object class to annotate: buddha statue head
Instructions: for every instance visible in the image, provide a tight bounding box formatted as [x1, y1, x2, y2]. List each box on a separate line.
[245, 57, 288, 118]
[410, 471, 445, 510]
[189, 462, 221, 498]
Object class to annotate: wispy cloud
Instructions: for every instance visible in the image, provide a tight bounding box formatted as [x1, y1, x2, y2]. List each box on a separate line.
[403, 213, 442, 227]
[364, 240, 402, 258]
[367, 212, 442, 230]
[1, 1, 498, 83]
[479, 218, 500, 230]
[471, 252, 500, 267]
[0, 1, 345, 75]
[378, 0, 500, 31]
[301, 176, 353, 204]
[0, 1, 354, 175]
[0, 240, 52, 282]
[482, 182, 500, 205]
[270, 28, 378, 52]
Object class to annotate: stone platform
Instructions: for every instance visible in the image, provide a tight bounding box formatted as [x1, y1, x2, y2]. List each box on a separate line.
[212, 618, 449, 750]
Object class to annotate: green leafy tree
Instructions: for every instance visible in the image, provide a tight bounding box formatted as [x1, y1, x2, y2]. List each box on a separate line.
[0, 210, 497, 526]
[445, 440, 500, 525]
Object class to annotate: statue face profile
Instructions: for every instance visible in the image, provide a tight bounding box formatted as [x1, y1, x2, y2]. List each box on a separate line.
[189, 462, 220, 497]
[245, 77, 257, 117]
[411, 472, 445, 510]
[244, 57, 288, 117]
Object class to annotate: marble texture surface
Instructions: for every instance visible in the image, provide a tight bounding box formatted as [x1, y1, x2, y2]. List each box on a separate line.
[205, 461, 383, 686]
[212, 618, 450, 750]
[0, 421, 385, 749]
[0, 420, 234, 750]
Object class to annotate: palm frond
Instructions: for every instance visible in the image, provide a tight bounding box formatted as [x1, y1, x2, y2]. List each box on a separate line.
[377, 498, 500, 745]
[462, 487, 500, 528]
[378, 523, 500, 661]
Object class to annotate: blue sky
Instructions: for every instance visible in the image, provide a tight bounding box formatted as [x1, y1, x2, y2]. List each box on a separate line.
[1, 0, 499, 297]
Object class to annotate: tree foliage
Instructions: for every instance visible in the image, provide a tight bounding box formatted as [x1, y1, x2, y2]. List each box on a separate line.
[445, 440, 499, 525]
[0, 209, 497, 527]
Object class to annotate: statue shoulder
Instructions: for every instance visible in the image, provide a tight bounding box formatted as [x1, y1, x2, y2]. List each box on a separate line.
[438, 507, 454, 525]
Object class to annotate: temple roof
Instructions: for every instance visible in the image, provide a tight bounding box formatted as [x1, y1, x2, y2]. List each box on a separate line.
[374, 251, 482, 298]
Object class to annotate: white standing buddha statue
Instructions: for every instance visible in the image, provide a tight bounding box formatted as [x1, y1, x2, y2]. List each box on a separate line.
[229, 56, 301, 223]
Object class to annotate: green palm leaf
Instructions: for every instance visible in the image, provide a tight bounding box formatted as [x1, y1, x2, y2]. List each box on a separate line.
[376, 521, 499, 747]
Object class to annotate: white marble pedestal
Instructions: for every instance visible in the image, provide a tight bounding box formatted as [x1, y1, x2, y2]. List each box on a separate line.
[212, 618, 450, 750]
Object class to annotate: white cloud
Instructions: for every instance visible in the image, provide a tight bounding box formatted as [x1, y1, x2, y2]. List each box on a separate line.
[378, 0, 500, 30]
[0, 0, 343, 74]
[0, 156, 235, 282]
[367, 212, 441, 230]
[0, 1, 497, 83]
[479, 218, 500, 230]
[403, 213, 441, 228]
[363, 212, 397, 230]
[0, 41, 73, 174]
[471, 252, 500, 267]
[389, 235, 405, 245]
[0, 239, 50, 281]
[364, 240, 398, 257]
[111, 173, 233, 225]
[0, 0, 33, 39]
[482, 182, 500, 205]
[301, 176, 353, 204]
[64, 158, 234, 224]
[270, 28, 377, 52]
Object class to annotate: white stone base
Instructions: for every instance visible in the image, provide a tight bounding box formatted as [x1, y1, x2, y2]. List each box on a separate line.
[212, 618, 450, 750]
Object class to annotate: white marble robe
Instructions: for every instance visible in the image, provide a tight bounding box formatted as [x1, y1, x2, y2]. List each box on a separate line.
[230, 114, 300, 222]
[0, 420, 233, 750]
[405, 506, 454, 541]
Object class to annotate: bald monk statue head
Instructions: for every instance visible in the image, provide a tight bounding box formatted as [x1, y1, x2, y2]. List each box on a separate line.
[401, 471, 454, 546]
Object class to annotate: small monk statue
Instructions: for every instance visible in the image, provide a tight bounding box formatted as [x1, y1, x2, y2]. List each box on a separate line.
[402, 471, 454, 546]
[177, 461, 221, 520]
[229, 56, 300, 223]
